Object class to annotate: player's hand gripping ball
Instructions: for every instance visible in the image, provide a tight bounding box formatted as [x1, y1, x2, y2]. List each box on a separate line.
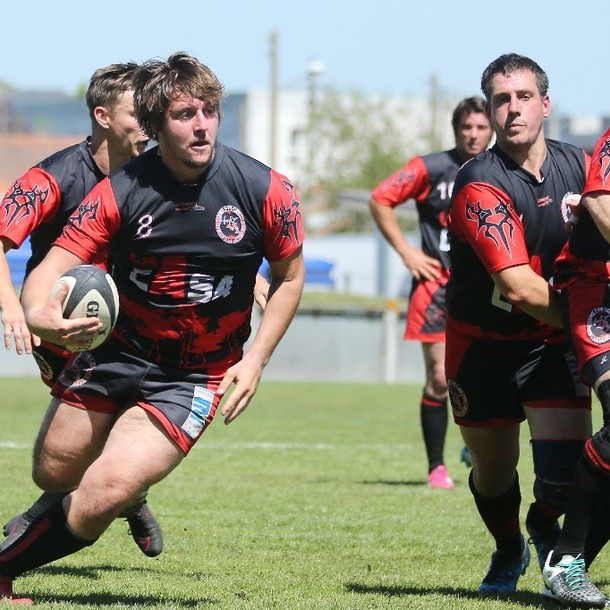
[52, 264, 119, 351]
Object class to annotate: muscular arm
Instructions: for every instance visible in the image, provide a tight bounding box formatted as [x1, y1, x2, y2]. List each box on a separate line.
[253, 272, 271, 310]
[21, 246, 101, 347]
[492, 264, 563, 328]
[0, 238, 35, 353]
[582, 191, 610, 244]
[219, 247, 305, 423]
[369, 197, 440, 281]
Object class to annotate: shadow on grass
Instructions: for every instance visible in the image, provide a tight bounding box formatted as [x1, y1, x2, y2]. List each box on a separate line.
[35, 592, 216, 607]
[29, 565, 218, 607]
[360, 479, 427, 487]
[345, 582, 549, 608]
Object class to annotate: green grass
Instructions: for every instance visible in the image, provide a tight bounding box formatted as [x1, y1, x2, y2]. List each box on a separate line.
[299, 290, 408, 312]
[0, 378, 607, 608]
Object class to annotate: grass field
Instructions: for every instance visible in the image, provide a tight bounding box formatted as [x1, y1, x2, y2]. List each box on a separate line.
[0, 378, 608, 609]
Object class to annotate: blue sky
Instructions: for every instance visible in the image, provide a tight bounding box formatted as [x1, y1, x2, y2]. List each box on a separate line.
[2, 0, 608, 118]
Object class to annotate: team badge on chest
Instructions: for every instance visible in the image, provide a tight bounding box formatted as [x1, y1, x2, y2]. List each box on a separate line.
[215, 205, 246, 244]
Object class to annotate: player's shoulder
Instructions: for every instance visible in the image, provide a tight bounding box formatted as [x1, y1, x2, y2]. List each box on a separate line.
[420, 148, 460, 171]
[110, 146, 159, 189]
[544, 139, 588, 182]
[546, 138, 584, 154]
[454, 148, 498, 183]
[213, 143, 277, 196]
[35, 140, 89, 174]
[219, 143, 271, 175]
[31, 140, 100, 192]
[545, 138, 587, 164]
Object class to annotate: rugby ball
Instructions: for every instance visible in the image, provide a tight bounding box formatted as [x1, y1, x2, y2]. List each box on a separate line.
[52, 264, 119, 351]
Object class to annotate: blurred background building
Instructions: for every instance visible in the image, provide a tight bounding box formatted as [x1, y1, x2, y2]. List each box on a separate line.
[1, 82, 609, 383]
[1, 82, 609, 299]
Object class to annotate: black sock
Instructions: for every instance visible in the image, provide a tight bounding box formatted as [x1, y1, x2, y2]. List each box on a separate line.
[469, 470, 522, 557]
[420, 393, 447, 471]
[0, 499, 95, 577]
[22, 491, 68, 523]
[553, 454, 610, 564]
[525, 501, 558, 535]
[584, 496, 610, 569]
[119, 491, 148, 519]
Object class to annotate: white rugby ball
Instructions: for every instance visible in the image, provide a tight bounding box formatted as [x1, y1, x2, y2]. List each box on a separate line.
[52, 264, 119, 351]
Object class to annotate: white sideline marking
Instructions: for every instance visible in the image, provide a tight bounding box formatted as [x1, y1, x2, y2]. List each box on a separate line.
[200, 442, 409, 450]
[0, 440, 408, 451]
[0, 441, 31, 449]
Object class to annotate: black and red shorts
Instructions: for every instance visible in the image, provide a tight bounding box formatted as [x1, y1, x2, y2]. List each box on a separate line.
[404, 269, 449, 343]
[559, 276, 610, 386]
[32, 341, 71, 388]
[51, 338, 228, 454]
[445, 322, 591, 426]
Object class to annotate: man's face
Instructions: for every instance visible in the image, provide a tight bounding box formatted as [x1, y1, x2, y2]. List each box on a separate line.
[156, 94, 220, 183]
[106, 91, 149, 158]
[487, 69, 549, 152]
[455, 111, 493, 161]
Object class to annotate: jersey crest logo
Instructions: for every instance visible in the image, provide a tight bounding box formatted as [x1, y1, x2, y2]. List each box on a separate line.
[561, 192, 581, 224]
[215, 205, 246, 244]
[465, 196, 516, 256]
[274, 179, 303, 244]
[596, 136, 610, 186]
[447, 380, 469, 418]
[586, 307, 610, 344]
[1, 180, 49, 228]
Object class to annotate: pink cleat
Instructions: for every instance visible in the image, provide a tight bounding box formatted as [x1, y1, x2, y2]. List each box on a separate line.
[427, 465, 454, 489]
[0, 576, 34, 605]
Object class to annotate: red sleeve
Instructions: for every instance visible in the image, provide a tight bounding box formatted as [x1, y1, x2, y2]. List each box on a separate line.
[370, 156, 430, 207]
[0, 167, 62, 248]
[584, 128, 610, 195]
[449, 182, 530, 274]
[262, 170, 305, 262]
[54, 178, 120, 261]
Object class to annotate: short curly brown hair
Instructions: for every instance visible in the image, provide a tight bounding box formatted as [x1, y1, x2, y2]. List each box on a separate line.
[133, 51, 224, 140]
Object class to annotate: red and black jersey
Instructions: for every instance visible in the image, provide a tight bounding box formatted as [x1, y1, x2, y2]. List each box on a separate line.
[56, 142, 305, 370]
[447, 140, 588, 342]
[555, 128, 610, 282]
[0, 139, 106, 275]
[371, 149, 463, 270]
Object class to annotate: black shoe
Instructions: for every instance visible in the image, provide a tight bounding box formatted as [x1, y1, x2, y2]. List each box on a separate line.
[124, 501, 163, 557]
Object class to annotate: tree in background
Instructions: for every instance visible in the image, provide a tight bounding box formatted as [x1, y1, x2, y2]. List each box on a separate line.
[303, 79, 455, 233]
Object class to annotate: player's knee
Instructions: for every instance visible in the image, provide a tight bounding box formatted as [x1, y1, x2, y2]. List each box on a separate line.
[31, 463, 76, 492]
[531, 438, 586, 514]
[31, 448, 84, 491]
[79, 470, 145, 518]
[533, 477, 572, 514]
[425, 375, 447, 400]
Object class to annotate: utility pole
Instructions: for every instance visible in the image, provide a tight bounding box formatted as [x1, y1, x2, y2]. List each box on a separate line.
[428, 73, 440, 150]
[269, 30, 278, 168]
[306, 57, 323, 187]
